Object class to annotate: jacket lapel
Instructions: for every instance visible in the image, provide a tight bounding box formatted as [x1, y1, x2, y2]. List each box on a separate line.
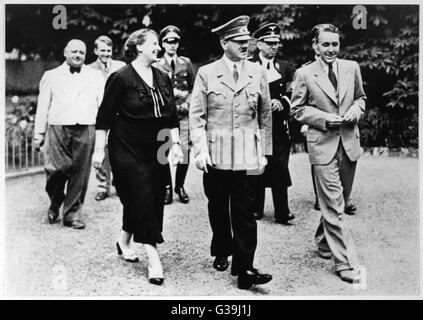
[337, 59, 350, 105]
[217, 58, 235, 92]
[235, 61, 253, 93]
[311, 61, 338, 106]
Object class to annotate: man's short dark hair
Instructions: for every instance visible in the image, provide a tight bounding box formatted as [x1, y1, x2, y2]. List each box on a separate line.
[311, 24, 340, 42]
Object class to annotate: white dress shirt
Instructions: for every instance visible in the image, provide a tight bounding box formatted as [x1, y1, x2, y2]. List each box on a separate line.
[34, 62, 104, 135]
[258, 53, 281, 83]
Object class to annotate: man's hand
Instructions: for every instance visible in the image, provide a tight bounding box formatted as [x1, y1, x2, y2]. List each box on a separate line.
[33, 133, 45, 151]
[170, 143, 184, 166]
[300, 124, 309, 137]
[174, 88, 189, 99]
[258, 155, 268, 173]
[177, 103, 189, 116]
[92, 150, 105, 169]
[326, 114, 344, 129]
[342, 105, 363, 124]
[270, 99, 283, 112]
[195, 152, 212, 173]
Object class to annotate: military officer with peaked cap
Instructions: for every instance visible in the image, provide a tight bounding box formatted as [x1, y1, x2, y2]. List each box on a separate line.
[189, 15, 273, 290]
[156, 25, 195, 205]
[250, 23, 296, 225]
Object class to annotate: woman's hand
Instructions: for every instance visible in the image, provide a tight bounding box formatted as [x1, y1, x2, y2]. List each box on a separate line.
[92, 150, 105, 169]
[170, 143, 184, 166]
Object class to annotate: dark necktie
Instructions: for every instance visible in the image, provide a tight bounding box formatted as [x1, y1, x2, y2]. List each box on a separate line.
[233, 64, 239, 83]
[103, 62, 109, 73]
[171, 59, 175, 72]
[69, 66, 81, 74]
[328, 63, 337, 90]
[267, 62, 270, 70]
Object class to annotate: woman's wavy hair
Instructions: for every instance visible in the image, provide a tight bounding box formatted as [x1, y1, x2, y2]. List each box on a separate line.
[123, 28, 159, 61]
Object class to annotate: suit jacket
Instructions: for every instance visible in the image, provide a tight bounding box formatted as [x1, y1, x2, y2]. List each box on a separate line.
[189, 57, 272, 171]
[88, 59, 126, 81]
[290, 58, 366, 165]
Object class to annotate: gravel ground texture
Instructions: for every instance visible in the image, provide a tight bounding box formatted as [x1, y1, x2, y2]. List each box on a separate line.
[4, 153, 420, 297]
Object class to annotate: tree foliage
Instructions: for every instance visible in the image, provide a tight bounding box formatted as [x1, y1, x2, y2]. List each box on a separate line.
[5, 4, 419, 147]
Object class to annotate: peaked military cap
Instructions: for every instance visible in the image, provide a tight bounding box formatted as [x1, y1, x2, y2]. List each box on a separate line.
[212, 15, 251, 41]
[160, 25, 181, 42]
[253, 23, 281, 42]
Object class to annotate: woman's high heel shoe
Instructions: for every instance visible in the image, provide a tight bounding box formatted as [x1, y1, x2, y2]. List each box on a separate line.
[148, 265, 164, 286]
[116, 242, 139, 263]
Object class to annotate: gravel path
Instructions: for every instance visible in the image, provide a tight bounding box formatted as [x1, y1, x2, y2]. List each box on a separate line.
[4, 153, 419, 297]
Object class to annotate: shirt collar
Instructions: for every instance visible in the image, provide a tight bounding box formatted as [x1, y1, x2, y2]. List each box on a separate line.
[318, 56, 338, 77]
[222, 54, 243, 73]
[97, 58, 111, 70]
[164, 53, 177, 66]
[63, 61, 85, 74]
[258, 52, 274, 67]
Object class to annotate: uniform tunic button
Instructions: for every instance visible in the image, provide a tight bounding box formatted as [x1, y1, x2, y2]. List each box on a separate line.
[235, 114, 239, 118]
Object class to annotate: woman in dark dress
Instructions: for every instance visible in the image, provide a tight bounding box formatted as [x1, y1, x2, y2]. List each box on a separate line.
[92, 29, 183, 285]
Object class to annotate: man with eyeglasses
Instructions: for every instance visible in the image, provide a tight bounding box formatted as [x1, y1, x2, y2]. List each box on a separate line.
[291, 24, 366, 283]
[156, 25, 195, 205]
[189, 16, 273, 290]
[250, 23, 296, 225]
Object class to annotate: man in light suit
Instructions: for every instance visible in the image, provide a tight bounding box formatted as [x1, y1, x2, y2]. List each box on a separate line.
[189, 16, 273, 290]
[156, 26, 195, 204]
[34, 39, 104, 229]
[291, 24, 366, 282]
[88, 35, 126, 201]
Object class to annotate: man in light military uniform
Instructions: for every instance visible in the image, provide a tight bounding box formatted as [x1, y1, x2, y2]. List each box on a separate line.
[250, 23, 296, 225]
[189, 16, 273, 290]
[88, 35, 126, 201]
[156, 25, 195, 205]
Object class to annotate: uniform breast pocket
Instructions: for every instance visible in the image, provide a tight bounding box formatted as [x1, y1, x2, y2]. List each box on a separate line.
[207, 85, 227, 108]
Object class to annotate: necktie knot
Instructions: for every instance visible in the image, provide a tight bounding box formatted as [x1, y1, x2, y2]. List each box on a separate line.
[233, 64, 239, 82]
[266, 62, 270, 70]
[69, 66, 81, 74]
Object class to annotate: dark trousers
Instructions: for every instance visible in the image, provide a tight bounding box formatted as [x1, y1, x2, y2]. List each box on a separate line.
[203, 167, 257, 273]
[44, 125, 95, 222]
[163, 148, 190, 189]
[255, 178, 290, 220]
[95, 145, 112, 194]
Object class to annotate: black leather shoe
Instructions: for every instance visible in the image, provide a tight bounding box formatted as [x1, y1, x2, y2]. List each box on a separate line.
[274, 218, 293, 225]
[175, 187, 189, 203]
[314, 200, 321, 210]
[164, 186, 173, 205]
[149, 277, 164, 286]
[213, 256, 229, 271]
[345, 202, 357, 215]
[95, 191, 107, 201]
[63, 220, 85, 229]
[47, 209, 59, 224]
[287, 212, 295, 221]
[253, 212, 263, 220]
[238, 269, 272, 290]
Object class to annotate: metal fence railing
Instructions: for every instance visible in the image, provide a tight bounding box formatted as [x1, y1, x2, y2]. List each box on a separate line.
[5, 129, 45, 177]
